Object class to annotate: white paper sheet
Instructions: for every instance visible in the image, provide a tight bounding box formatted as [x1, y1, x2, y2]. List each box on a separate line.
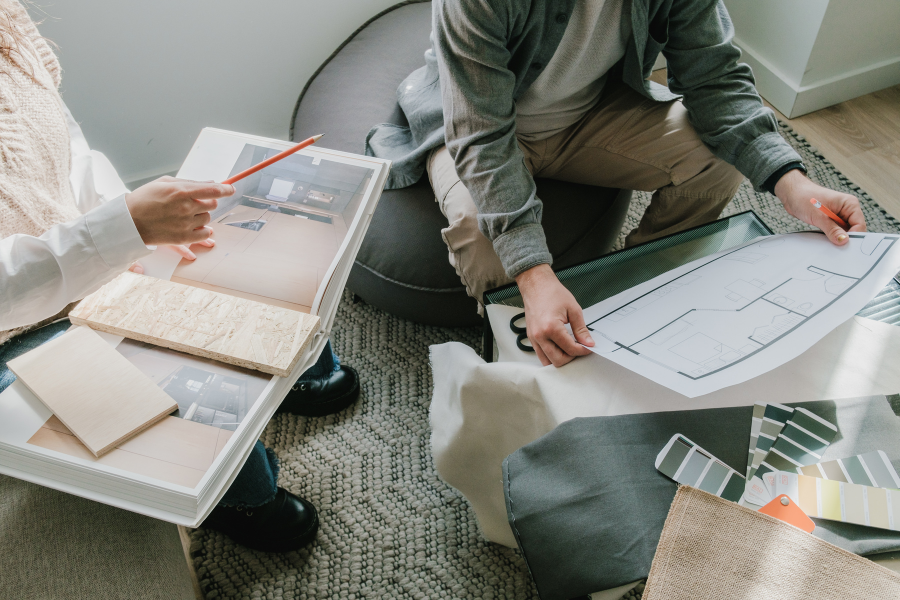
[581, 232, 900, 397]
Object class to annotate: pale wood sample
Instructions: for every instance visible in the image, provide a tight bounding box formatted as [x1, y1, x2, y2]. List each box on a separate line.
[29, 415, 233, 489]
[9, 326, 179, 457]
[69, 271, 320, 377]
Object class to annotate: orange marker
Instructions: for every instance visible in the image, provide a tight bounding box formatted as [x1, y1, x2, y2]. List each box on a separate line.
[810, 198, 847, 229]
[222, 134, 324, 185]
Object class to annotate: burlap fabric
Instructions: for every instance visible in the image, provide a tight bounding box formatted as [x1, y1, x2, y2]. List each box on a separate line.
[644, 486, 900, 600]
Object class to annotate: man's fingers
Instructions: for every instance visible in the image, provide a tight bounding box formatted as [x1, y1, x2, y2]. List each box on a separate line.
[534, 336, 574, 367]
[193, 238, 216, 248]
[548, 325, 592, 358]
[841, 198, 867, 232]
[128, 262, 144, 274]
[533, 341, 551, 366]
[568, 305, 594, 347]
[808, 206, 849, 245]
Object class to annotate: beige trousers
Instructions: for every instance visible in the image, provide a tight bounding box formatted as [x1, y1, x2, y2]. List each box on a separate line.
[426, 81, 745, 309]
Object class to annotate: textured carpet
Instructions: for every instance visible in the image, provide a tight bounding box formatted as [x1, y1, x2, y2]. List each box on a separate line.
[189, 121, 900, 599]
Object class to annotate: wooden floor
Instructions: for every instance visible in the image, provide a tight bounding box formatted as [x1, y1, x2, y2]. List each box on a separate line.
[649, 69, 900, 221]
[769, 85, 900, 222]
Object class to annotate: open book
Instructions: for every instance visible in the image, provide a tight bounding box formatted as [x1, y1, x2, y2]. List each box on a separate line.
[0, 129, 390, 525]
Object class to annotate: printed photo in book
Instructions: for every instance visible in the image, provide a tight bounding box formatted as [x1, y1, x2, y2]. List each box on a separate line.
[171, 143, 376, 313]
[27, 340, 273, 489]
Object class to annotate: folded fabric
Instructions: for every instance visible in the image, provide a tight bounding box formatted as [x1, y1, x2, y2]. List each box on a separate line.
[432, 315, 900, 547]
[644, 486, 900, 600]
[502, 396, 900, 600]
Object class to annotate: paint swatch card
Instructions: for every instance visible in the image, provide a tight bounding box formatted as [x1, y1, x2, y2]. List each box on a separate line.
[747, 403, 767, 475]
[745, 451, 900, 507]
[758, 494, 816, 533]
[753, 407, 838, 483]
[656, 434, 745, 502]
[799, 450, 900, 489]
[747, 403, 794, 478]
[774, 471, 900, 531]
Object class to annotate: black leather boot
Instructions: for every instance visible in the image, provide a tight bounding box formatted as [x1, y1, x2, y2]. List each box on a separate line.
[201, 488, 318, 553]
[277, 365, 360, 417]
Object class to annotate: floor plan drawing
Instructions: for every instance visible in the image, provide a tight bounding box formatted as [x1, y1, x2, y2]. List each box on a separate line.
[581, 232, 900, 397]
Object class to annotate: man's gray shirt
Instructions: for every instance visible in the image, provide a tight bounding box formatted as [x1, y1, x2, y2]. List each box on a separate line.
[365, 0, 802, 278]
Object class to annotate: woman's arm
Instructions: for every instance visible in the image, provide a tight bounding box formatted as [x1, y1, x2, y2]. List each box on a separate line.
[0, 196, 147, 329]
[1, 178, 234, 331]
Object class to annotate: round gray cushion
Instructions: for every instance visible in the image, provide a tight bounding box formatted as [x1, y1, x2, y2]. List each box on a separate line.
[291, 1, 631, 327]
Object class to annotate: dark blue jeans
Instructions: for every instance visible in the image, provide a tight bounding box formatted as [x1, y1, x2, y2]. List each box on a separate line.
[0, 322, 340, 509]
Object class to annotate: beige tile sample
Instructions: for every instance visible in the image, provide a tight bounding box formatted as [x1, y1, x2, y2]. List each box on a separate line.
[8, 326, 179, 457]
[69, 271, 319, 377]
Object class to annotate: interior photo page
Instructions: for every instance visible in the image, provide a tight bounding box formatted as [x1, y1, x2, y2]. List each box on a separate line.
[27, 340, 272, 489]
[172, 144, 376, 313]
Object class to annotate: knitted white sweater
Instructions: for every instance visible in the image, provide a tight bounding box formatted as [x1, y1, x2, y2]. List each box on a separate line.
[0, 1, 81, 343]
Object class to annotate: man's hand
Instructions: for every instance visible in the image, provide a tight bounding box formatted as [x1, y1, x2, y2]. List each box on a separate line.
[515, 264, 594, 367]
[775, 170, 866, 244]
[126, 176, 234, 246]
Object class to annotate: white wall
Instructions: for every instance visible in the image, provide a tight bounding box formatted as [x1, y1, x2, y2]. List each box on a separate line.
[723, 0, 900, 117]
[724, 0, 828, 88]
[29, 0, 397, 186]
[804, 0, 900, 86]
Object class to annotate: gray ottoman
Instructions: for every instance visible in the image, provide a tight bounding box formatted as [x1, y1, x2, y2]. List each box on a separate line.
[291, 1, 632, 327]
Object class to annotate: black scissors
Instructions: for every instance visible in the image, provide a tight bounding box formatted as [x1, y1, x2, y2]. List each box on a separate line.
[509, 312, 534, 352]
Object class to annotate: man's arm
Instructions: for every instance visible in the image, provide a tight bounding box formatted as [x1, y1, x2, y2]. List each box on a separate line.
[433, 0, 593, 366]
[432, 0, 551, 277]
[664, 0, 865, 236]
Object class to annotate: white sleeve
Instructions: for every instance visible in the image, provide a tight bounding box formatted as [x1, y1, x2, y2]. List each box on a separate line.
[0, 196, 151, 330]
[64, 101, 130, 213]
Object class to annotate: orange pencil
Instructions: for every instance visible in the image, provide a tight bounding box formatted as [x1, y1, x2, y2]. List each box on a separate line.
[810, 198, 847, 229]
[222, 134, 324, 185]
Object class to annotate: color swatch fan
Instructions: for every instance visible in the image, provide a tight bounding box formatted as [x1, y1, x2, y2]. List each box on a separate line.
[655, 434, 746, 502]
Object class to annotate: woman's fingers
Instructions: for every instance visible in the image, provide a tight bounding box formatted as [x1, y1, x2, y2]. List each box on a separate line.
[170, 244, 197, 261]
[192, 212, 212, 229]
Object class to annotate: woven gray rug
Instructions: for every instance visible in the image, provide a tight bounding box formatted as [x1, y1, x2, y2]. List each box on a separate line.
[189, 122, 900, 599]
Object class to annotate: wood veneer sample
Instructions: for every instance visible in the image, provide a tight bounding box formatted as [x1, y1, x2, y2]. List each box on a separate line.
[8, 326, 178, 457]
[69, 271, 320, 377]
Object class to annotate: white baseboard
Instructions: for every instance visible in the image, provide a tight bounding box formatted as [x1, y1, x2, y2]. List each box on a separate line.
[735, 36, 900, 118]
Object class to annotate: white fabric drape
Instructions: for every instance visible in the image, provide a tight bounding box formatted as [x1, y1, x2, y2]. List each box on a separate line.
[430, 303, 900, 547]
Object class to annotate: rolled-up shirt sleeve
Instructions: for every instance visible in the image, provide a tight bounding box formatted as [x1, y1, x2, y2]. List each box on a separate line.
[0, 195, 151, 330]
[433, 0, 553, 278]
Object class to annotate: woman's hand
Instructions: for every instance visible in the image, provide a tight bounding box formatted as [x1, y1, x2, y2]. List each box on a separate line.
[125, 176, 234, 246]
[128, 239, 216, 274]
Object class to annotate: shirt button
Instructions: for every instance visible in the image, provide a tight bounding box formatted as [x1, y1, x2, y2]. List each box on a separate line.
[531, 62, 543, 70]
[556, 13, 568, 24]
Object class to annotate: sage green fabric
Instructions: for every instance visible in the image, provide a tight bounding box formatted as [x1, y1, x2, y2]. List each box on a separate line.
[0, 475, 195, 600]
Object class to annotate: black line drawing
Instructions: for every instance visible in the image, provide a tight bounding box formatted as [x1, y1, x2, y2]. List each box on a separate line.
[586, 234, 898, 381]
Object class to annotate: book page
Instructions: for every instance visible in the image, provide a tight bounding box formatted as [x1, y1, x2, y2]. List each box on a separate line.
[170, 133, 382, 314]
[26, 338, 273, 489]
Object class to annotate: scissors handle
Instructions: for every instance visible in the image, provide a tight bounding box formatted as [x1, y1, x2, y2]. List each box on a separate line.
[509, 312, 534, 352]
[509, 312, 527, 334]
